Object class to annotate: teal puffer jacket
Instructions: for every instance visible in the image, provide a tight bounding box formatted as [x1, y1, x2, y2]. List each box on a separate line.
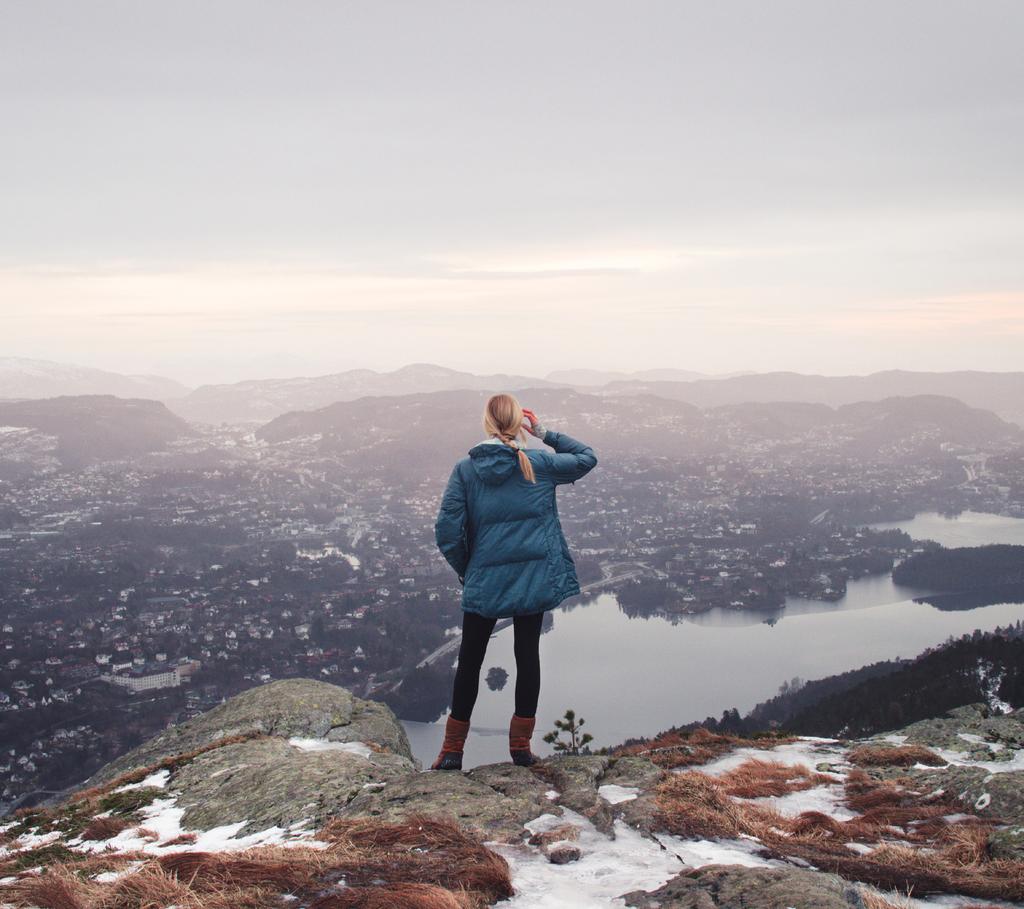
[434, 430, 598, 618]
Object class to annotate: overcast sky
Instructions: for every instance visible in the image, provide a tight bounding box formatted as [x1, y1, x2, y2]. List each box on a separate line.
[2, 1, 1022, 384]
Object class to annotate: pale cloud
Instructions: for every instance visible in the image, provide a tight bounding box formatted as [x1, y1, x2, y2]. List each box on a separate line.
[1, 1, 1023, 381]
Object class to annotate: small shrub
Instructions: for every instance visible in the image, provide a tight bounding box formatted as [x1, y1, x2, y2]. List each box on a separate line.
[543, 709, 593, 755]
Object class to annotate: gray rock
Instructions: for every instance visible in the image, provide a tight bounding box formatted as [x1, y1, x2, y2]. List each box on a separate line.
[342, 763, 560, 842]
[169, 737, 414, 836]
[536, 755, 615, 835]
[86, 679, 411, 785]
[602, 755, 667, 791]
[988, 825, 1024, 861]
[884, 704, 1024, 752]
[621, 865, 868, 909]
[325, 696, 415, 763]
[601, 755, 667, 834]
[466, 762, 558, 805]
[946, 703, 994, 721]
[900, 766, 1024, 824]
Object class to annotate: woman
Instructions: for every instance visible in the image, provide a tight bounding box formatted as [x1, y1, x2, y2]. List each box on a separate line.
[431, 393, 598, 770]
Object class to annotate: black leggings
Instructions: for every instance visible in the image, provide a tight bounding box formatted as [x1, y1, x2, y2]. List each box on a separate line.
[449, 611, 544, 722]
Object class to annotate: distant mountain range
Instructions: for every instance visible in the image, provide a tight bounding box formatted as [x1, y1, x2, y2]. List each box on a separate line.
[715, 395, 1016, 446]
[168, 363, 568, 425]
[4, 359, 1024, 428]
[602, 369, 1024, 427]
[258, 388, 1020, 480]
[0, 357, 189, 401]
[0, 388, 1017, 474]
[257, 387, 706, 480]
[545, 367, 749, 385]
[168, 366, 1024, 427]
[0, 395, 191, 468]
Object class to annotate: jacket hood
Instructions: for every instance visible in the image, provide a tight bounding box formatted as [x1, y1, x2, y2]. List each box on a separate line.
[468, 440, 521, 485]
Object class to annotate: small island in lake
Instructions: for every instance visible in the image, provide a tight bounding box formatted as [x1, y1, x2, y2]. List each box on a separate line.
[893, 544, 1024, 591]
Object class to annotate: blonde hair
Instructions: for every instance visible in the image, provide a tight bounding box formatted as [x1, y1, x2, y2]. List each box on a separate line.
[482, 393, 536, 484]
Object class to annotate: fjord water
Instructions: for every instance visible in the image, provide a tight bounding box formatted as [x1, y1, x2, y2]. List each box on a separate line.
[403, 511, 1024, 769]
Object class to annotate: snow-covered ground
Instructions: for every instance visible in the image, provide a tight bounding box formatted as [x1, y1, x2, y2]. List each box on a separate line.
[694, 737, 848, 777]
[488, 807, 781, 909]
[492, 734, 1024, 907]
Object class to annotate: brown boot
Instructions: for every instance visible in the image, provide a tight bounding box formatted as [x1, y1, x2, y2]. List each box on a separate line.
[509, 714, 540, 767]
[431, 716, 470, 771]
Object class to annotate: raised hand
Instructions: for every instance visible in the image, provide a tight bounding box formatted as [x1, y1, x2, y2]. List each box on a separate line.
[521, 408, 547, 439]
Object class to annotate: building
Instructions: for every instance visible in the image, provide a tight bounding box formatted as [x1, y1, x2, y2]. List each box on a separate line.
[101, 659, 201, 693]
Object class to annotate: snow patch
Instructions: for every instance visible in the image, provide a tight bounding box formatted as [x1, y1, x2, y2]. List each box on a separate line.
[70, 793, 324, 856]
[737, 784, 857, 821]
[490, 802, 781, 908]
[957, 732, 1004, 752]
[490, 808, 686, 908]
[930, 745, 1024, 774]
[597, 784, 640, 805]
[12, 830, 61, 850]
[112, 769, 170, 792]
[655, 831, 780, 871]
[288, 738, 374, 759]
[976, 660, 1013, 714]
[693, 739, 846, 777]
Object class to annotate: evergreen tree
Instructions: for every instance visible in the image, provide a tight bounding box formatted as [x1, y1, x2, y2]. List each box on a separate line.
[543, 708, 594, 755]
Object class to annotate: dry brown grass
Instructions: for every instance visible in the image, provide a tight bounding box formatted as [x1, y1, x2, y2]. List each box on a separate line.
[653, 770, 757, 839]
[0, 814, 512, 909]
[613, 727, 797, 770]
[848, 744, 947, 768]
[651, 763, 1024, 901]
[94, 862, 276, 909]
[309, 884, 472, 909]
[79, 816, 132, 842]
[156, 850, 318, 892]
[717, 758, 835, 798]
[316, 815, 513, 901]
[858, 889, 913, 909]
[4, 870, 94, 909]
[844, 769, 940, 814]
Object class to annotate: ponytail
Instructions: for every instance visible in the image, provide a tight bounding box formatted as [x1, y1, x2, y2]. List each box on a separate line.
[482, 393, 537, 484]
[516, 445, 536, 484]
[496, 431, 536, 484]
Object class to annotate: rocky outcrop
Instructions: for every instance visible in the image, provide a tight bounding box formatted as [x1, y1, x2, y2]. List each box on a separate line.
[989, 824, 1024, 861]
[532, 754, 615, 833]
[899, 764, 1024, 825]
[52, 679, 665, 847]
[621, 866, 869, 909]
[7, 681, 1023, 909]
[344, 762, 560, 842]
[169, 736, 414, 835]
[85, 678, 414, 787]
[881, 702, 1024, 752]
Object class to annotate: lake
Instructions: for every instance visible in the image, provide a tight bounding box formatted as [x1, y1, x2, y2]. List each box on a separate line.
[402, 510, 1024, 769]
